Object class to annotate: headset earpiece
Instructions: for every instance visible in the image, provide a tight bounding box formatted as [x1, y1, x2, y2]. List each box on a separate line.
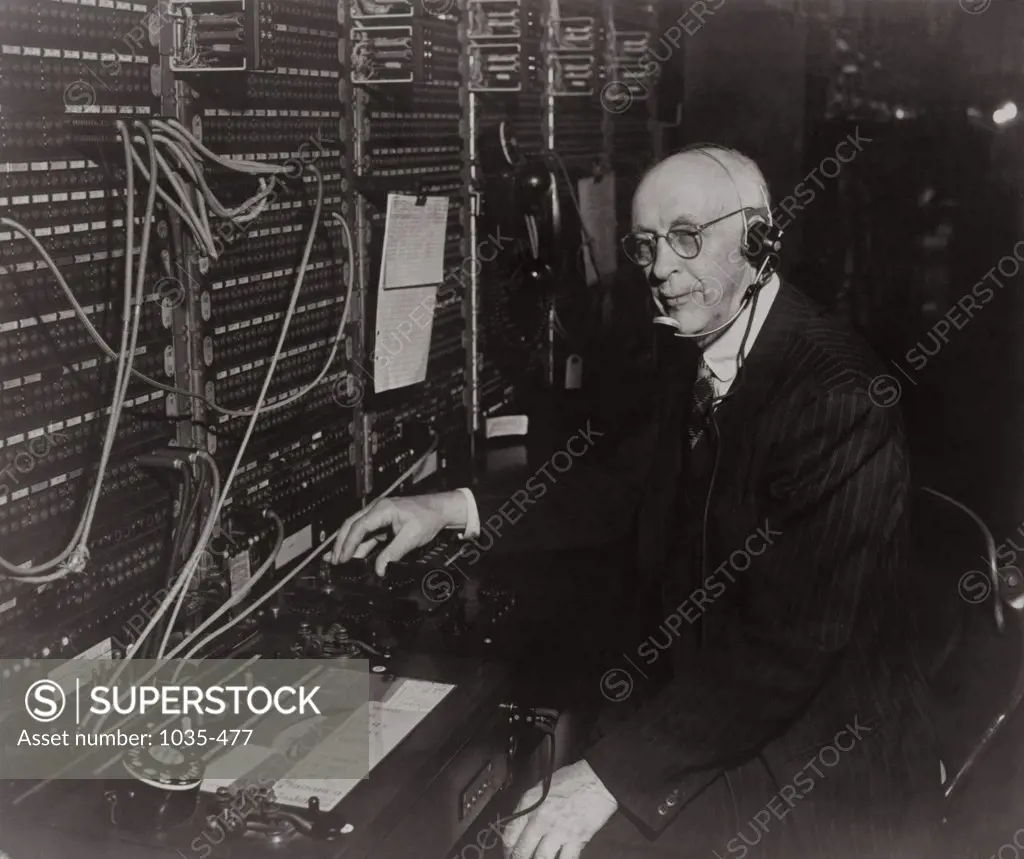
[742, 212, 783, 270]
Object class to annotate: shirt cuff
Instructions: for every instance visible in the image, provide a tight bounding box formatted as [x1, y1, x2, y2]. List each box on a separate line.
[454, 487, 481, 539]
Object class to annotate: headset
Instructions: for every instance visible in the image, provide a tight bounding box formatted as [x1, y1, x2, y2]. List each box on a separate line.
[650, 143, 783, 341]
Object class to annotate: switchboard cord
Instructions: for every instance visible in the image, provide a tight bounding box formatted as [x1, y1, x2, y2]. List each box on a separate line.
[5, 119, 340, 416]
[6, 282, 240, 442]
[91, 179, 324, 733]
[0, 120, 155, 581]
[126, 138, 216, 258]
[156, 451, 222, 659]
[130, 127, 277, 259]
[2, 155, 348, 424]
[31, 439, 437, 795]
[139, 458, 204, 660]
[499, 721, 558, 828]
[154, 118, 291, 176]
[160, 507, 286, 663]
[153, 131, 275, 222]
[165, 433, 439, 662]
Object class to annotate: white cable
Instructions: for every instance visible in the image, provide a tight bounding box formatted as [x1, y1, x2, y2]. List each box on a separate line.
[152, 134, 201, 183]
[153, 133, 276, 222]
[168, 217, 355, 657]
[167, 512, 285, 672]
[140, 139, 218, 255]
[126, 143, 216, 257]
[10, 166, 342, 419]
[91, 167, 326, 733]
[0, 120, 152, 578]
[153, 119, 290, 175]
[920, 486, 1002, 631]
[168, 435, 438, 661]
[204, 172, 341, 418]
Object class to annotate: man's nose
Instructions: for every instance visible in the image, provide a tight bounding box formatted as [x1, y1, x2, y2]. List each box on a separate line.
[650, 235, 681, 282]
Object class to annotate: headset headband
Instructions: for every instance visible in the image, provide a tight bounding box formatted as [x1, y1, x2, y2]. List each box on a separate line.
[678, 143, 772, 228]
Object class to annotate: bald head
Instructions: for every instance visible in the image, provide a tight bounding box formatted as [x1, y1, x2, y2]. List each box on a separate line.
[635, 146, 771, 225]
[629, 145, 771, 338]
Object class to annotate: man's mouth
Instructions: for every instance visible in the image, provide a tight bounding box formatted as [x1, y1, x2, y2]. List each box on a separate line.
[660, 291, 692, 307]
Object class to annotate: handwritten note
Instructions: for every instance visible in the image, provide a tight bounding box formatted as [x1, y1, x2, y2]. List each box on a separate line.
[381, 194, 449, 290]
[370, 193, 450, 392]
[578, 174, 617, 286]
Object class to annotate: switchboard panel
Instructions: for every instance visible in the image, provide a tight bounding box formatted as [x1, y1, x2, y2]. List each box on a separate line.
[470, 0, 548, 426]
[606, 0, 658, 266]
[349, 0, 471, 495]
[0, 0, 179, 663]
[175, 0, 355, 641]
[0, 0, 653, 669]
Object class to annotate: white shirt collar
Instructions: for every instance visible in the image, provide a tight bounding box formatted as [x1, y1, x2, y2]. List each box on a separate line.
[703, 274, 780, 385]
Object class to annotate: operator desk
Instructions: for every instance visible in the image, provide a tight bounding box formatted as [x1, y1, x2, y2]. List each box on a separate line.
[0, 654, 527, 859]
[0, 404, 633, 859]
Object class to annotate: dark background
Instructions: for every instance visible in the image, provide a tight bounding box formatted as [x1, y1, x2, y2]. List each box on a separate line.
[542, 3, 1024, 854]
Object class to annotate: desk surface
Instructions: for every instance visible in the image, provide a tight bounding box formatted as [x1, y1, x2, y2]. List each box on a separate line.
[0, 654, 509, 859]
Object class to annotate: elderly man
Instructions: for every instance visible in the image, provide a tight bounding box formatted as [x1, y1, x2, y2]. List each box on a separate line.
[331, 146, 939, 858]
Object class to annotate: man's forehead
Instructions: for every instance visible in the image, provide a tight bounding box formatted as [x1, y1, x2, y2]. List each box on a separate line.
[633, 155, 731, 228]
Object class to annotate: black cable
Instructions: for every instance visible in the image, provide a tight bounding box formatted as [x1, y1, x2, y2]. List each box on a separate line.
[141, 472, 191, 659]
[501, 727, 557, 824]
[139, 460, 202, 659]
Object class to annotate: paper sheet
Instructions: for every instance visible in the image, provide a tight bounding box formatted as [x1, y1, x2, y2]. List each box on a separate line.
[578, 174, 617, 286]
[371, 193, 449, 392]
[200, 744, 278, 792]
[267, 680, 455, 812]
[485, 415, 529, 438]
[382, 194, 449, 290]
[371, 284, 438, 392]
[383, 679, 455, 713]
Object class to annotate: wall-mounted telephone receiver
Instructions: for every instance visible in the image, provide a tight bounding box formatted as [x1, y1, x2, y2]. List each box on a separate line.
[514, 161, 553, 206]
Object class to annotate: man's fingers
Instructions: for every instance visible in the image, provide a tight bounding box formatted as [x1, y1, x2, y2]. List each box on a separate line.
[352, 536, 383, 559]
[533, 832, 564, 859]
[510, 814, 545, 859]
[337, 503, 397, 562]
[374, 525, 422, 576]
[330, 512, 361, 563]
[556, 842, 587, 859]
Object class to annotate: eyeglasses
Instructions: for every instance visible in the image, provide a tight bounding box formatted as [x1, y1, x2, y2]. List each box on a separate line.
[622, 208, 747, 267]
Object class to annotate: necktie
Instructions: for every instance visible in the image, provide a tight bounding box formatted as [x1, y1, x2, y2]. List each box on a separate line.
[688, 358, 715, 449]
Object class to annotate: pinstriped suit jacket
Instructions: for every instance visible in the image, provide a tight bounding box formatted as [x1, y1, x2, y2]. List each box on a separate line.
[473, 282, 938, 844]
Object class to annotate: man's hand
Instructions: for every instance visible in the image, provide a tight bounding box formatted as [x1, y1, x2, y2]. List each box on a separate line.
[501, 761, 618, 859]
[329, 492, 468, 576]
